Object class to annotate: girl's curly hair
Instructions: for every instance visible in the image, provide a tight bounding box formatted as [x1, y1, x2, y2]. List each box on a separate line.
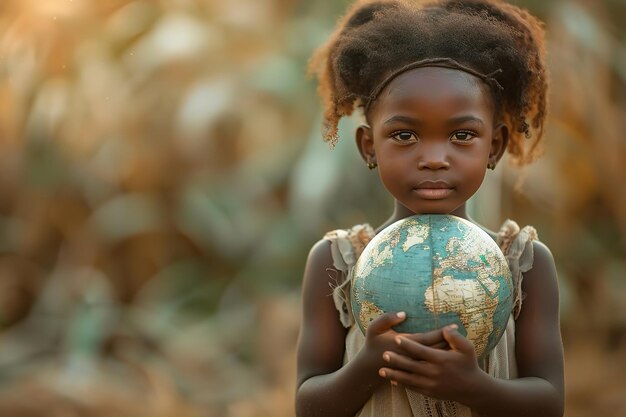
[308, 0, 548, 166]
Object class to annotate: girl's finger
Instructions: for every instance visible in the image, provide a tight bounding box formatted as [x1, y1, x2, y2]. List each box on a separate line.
[378, 367, 434, 393]
[382, 351, 434, 377]
[443, 326, 475, 355]
[395, 335, 446, 363]
[427, 341, 450, 350]
[401, 328, 446, 346]
[367, 311, 406, 336]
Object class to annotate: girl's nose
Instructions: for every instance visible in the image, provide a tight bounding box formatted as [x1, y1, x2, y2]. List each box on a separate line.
[417, 143, 451, 170]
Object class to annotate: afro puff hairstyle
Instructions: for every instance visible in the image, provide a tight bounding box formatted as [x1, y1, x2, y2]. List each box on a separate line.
[308, 0, 548, 165]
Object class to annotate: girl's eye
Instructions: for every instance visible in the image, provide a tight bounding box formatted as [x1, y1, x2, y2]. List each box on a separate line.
[391, 131, 417, 143]
[451, 131, 476, 142]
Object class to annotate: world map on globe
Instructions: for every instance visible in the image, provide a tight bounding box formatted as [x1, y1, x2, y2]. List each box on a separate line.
[350, 214, 514, 358]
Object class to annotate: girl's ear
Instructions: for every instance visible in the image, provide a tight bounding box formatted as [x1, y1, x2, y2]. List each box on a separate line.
[356, 124, 376, 165]
[488, 123, 509, 168]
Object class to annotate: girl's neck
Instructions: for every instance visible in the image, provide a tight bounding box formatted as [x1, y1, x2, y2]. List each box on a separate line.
[375, 201, 470, 233]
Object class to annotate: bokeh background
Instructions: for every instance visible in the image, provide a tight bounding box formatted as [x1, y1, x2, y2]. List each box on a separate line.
[0, 0, 624, 416]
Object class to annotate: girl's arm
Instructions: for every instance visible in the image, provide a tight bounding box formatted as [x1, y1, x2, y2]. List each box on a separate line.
[295, 239, 397, 417]
[467, 240, 564, 417]
[296, 239, 445, 417]
[379, 240, 564, 417]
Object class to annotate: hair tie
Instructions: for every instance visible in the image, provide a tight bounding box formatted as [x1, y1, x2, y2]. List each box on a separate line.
[364, 58, 504, 112]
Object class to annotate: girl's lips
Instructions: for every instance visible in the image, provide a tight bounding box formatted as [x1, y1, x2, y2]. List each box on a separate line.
[412, 187, 453, 199]
[413, 181, 454, 199]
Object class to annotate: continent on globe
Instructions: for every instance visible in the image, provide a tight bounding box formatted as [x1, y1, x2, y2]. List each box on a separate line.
[350, 215, 513, 358]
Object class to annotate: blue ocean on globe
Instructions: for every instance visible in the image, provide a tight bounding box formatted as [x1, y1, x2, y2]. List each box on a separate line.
[350, 214, 514, 358]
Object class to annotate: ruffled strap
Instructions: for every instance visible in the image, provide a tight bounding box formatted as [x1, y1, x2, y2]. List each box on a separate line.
[496, 219, 538, 319]
[323, 224, 375, 328]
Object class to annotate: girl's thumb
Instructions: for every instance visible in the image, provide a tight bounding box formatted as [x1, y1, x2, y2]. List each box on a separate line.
[367, 311, 406, 336]
[443, 324, 473, 353]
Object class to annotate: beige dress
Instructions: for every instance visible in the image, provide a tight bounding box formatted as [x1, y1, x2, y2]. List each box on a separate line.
[323, 220, 538, 417]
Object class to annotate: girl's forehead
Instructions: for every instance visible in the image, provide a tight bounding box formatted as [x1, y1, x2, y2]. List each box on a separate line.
[385, 67, 485, 93]
[371, 67, 494, 116]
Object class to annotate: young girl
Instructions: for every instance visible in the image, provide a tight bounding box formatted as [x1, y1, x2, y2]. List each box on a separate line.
[296, 1, 564, 416]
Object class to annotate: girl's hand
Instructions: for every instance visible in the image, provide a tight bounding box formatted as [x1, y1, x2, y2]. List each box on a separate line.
[361, 311, 407, 370]
[378, 325, 487, 402]
[362, 312, 449, 374]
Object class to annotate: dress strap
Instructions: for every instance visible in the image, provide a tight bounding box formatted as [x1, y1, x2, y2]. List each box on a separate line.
[496, 219, 538, 319]
[323, 224, 375, 328]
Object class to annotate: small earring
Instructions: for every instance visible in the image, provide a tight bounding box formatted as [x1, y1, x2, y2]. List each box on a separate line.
[367, 159, 377, 170]
[487, 162, 496, 170]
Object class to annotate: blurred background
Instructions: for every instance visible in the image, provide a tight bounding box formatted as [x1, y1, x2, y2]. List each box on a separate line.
[0, 0, 624, 416]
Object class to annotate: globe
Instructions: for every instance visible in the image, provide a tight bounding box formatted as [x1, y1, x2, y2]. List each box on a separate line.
[350, 214, 513, 358]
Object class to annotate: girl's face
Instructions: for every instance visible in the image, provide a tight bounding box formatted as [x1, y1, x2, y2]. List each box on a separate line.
[359, 67, 507, 216]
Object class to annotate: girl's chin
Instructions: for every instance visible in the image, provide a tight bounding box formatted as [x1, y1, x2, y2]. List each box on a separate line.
[401, 201, 465, 216]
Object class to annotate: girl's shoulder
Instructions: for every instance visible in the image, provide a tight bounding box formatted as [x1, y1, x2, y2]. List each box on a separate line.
[493, 219, 557, 319]
[498, 219, 555, 269]
[522, 239, 557, 288]
[322, 224, 375, 272]
[306, 223, 375, 269]
[496, 219, 540, 277]
[495, 219, 538, 257]
[302, 224, 376, 329]
[303, 223, 375, 290]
